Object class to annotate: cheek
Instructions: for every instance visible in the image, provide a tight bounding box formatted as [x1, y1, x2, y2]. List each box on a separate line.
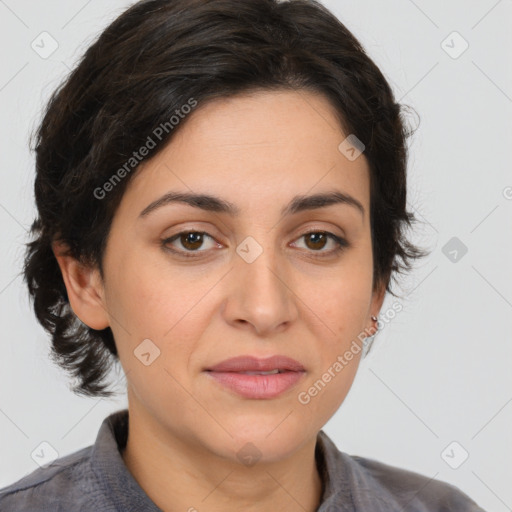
[108, 261, 204, 407]
[297, 257, 371, 410]
[105, 250, 221, 390]
[307, 260, 373, 337]
[106, 246, 204, 336]
[296, 347, 362, 434]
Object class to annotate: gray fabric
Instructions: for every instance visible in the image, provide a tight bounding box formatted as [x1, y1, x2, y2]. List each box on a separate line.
[0, 409, 486, 511]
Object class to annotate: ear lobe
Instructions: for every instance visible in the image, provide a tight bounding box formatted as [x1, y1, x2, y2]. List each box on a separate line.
[368, 281, 387, 332]
[52, 241, 110, 330]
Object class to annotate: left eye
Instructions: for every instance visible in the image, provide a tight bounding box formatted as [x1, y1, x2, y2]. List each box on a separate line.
[291, 231, 347, 253]
[161, 230, 347, 257]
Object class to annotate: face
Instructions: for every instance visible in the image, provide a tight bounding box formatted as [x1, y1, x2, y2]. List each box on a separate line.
[88, 90, 384, 462]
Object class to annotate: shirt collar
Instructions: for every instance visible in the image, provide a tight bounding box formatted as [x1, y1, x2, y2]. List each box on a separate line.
[90, 409, 162, 511]
[315, 430, 356, 511]
[316, 431, 403, 511]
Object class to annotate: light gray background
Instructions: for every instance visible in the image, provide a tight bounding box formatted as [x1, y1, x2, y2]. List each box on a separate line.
[1, 1, 511, 510]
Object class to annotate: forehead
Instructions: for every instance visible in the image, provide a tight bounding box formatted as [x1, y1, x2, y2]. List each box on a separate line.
[121, 89, 370, 219]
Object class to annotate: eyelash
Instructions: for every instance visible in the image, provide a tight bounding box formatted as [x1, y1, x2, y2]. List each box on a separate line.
[161, 229, 349, 259]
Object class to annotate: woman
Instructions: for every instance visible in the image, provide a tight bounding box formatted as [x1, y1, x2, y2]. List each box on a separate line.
[0, 0, 486, 510]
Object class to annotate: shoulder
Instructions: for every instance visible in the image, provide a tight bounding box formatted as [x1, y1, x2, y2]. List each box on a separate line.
[0, 445, 104, 512]
[345, 452, 486, 511]
[316, 430, 486, 511]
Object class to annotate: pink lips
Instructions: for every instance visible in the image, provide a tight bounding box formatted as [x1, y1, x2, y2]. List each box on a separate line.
[204, 355, 305, 399]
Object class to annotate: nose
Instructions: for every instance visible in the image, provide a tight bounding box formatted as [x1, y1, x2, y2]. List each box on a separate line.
[221, 245, 299, 337]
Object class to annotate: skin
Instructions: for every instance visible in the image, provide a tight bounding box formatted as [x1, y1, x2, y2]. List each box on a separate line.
[54, 89, 386, 512]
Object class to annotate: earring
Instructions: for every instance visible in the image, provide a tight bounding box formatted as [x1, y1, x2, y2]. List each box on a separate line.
[363, 316, 379, 357]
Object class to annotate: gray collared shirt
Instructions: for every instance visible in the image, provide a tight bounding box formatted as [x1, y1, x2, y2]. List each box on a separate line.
[0, 409, 486, 511]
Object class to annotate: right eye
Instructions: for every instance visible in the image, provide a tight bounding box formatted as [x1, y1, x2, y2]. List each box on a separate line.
[161, 231, 220, 257]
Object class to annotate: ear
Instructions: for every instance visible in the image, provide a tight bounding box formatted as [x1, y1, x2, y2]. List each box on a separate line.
[366, 280, 387, 332]
[52, 241, 110, 330]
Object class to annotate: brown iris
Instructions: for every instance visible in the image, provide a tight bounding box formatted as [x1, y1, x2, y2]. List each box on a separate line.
[179, 232, 205, 250]
[303, 232, 328, 251]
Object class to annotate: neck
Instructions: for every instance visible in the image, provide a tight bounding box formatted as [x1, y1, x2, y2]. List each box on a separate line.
[121, 403, 323, 512]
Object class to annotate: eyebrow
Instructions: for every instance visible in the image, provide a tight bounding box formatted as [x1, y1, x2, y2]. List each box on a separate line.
[138, 189, 365, 220]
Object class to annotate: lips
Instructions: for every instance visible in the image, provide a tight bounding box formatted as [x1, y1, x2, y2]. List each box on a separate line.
[205, 355, 305, 373]
[204, 355, 305, 399]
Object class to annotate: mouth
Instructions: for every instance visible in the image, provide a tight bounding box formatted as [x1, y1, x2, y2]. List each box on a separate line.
[205, 354, 305, 373]
[204, 355, 305, 399]
[229, 369, 284, 375]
